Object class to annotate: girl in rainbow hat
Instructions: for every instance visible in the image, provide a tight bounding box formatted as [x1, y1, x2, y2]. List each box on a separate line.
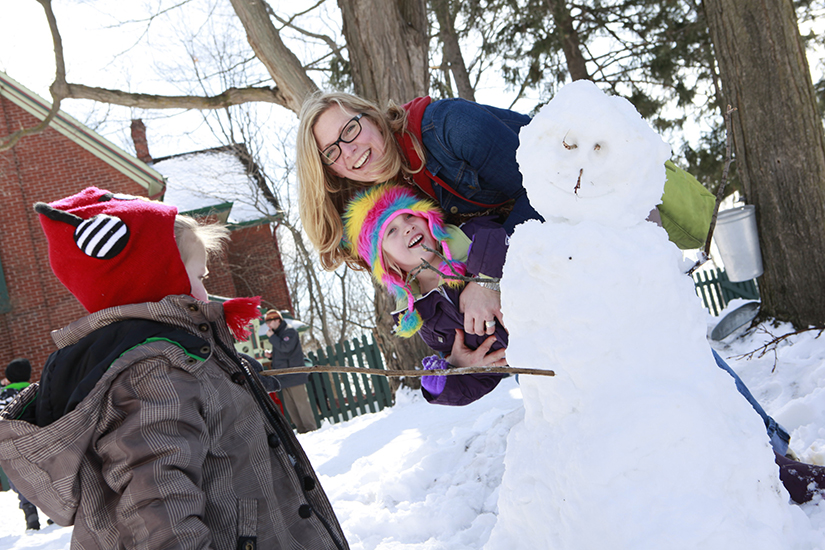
[344, 183, 509, 406]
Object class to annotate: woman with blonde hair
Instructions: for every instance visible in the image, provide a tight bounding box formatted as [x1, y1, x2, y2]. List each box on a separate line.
[296, 91, 535, 336]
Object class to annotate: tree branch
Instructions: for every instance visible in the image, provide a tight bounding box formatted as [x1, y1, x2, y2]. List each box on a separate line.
[228, 0, 318, 113]
[266, 3, 347, 66]
[733, 325, 824, 373]
[0, 0, 67, 152]
[61, 83, 291, 110]
[688, 104, 736, 276]
[405, 244, 500, 286]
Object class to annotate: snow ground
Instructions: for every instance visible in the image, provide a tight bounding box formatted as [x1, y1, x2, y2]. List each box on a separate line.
[1, 305, 823, 549]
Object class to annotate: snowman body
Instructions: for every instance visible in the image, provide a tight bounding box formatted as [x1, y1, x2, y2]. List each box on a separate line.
[484, 81, 800, 550]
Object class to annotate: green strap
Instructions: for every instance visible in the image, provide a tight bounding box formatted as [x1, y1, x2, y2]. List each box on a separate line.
[118, 337, 206, 363]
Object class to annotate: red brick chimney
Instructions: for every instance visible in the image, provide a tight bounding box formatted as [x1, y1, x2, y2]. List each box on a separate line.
[130, 119, 152, 164]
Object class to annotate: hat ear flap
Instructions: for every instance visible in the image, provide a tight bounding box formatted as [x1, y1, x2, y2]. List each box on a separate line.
[394, 309, 423, 338]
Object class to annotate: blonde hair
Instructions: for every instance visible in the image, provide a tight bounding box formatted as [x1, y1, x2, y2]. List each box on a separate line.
[296, 91, 427, 271]
[174, 215, 230, 265]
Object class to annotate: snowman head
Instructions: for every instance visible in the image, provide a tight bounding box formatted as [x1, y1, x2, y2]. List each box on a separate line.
[518, 80, 671, 228]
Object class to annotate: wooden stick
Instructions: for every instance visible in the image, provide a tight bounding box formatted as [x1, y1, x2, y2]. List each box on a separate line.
[259, 365, 555, 378]
[688, 105, 737, 276]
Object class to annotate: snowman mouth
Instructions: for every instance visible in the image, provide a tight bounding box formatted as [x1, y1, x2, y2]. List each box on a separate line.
[408, 234, 423, 248]
[552, 169, 615, 198]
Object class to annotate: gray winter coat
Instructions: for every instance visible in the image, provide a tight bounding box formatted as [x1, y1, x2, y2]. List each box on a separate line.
[0, 295, 348, 550]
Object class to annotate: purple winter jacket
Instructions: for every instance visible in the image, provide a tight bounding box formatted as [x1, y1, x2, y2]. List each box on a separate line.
[395, 216, 510, 406]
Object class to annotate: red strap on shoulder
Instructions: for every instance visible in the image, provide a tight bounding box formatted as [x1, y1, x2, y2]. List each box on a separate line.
[398, 97, 436, 199]
[398, 97, 510, 209]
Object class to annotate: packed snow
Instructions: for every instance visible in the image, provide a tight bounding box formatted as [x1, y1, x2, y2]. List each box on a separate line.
[2, 81, 824, 548]
[488, 80, 805, 549]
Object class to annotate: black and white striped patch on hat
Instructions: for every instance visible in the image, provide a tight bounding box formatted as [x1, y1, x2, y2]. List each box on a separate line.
[74, 215, 130, 259]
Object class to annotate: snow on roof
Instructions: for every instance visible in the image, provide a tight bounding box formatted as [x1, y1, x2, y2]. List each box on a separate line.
[154, 148, 277, 224]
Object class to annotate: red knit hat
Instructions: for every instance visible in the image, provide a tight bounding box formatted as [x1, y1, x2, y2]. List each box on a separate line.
[35, 187, 191, 313]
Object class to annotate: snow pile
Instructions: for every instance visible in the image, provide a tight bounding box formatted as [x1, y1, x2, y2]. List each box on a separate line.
[713, 304, 825, 468]
[487, 80, 806, 549]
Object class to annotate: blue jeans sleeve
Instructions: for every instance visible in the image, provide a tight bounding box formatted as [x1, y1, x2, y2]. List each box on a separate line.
[426, 99, 543, 234]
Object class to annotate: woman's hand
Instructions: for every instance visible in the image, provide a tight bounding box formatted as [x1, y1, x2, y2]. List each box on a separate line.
[459, 281, 503, 336]
[448, 329, 507, 368]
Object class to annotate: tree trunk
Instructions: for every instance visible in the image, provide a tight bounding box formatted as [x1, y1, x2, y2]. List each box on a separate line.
[433, 0, 475, 100]
[372, 283, 429, 391]
[339, 0, 431, 385]
[338, 0, 429, 106]
[546, 0, 589, 81]
[704, 0, 825, 327]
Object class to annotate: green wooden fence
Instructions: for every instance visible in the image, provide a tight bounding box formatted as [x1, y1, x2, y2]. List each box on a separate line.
[692, 268, 760, 316]
[295, 334, 393, 427]
[0, 464, 9, 491]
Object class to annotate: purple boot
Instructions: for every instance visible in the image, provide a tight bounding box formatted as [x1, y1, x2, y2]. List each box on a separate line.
[775, 451, 825, 504]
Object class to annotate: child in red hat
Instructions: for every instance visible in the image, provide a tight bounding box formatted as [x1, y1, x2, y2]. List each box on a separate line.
[0, 187, 348, 549]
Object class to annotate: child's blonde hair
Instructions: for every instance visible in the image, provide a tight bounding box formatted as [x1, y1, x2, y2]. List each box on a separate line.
[174, 215, 230, 265]
[295, 91, 426, 271]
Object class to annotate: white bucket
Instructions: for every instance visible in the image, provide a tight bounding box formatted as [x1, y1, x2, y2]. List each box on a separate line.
[713, 204, 763, 283]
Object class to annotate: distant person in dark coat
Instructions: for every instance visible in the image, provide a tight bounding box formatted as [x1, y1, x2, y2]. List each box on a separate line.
[0, 358, 42, 530]
[264, 309, 318, 433]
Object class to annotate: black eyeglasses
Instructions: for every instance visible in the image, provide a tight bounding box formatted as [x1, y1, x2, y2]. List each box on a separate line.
[321, 113, 364, 166]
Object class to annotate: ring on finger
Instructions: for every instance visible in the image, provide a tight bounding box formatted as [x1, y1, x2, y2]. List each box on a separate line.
[485, 320, 495, 330]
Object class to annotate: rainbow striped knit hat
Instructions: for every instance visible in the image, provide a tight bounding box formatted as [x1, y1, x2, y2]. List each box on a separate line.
[343, 183, 465, 337]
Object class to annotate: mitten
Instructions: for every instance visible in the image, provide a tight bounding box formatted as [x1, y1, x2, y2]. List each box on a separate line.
[421, 355, 450, 396]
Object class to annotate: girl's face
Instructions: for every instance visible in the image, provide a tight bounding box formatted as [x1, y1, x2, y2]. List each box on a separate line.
[314, 105, 386, 182]
[184, 241, 210, 302]
[381, 213, 439, 274]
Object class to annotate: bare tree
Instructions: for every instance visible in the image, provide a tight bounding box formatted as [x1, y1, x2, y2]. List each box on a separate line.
[339, 0, 430, 104]
[431, 0, 475, 100]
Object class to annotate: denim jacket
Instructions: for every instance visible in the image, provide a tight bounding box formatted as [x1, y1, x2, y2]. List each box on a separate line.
[420, 98, 543, 234]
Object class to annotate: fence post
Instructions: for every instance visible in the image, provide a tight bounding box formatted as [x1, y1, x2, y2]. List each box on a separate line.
[364, 334, 393, 408]
[330, 341, 358, 420]
[343, 339, 370, 416]
[351, 338, 378, 414]
[692, 267, 760, 316]
[303, 334, 392, 425]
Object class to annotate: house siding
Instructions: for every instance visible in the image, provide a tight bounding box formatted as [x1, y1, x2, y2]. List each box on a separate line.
[0, 97, 149, 378]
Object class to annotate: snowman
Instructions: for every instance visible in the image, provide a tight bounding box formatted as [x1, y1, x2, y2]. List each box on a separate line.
[484, 81, 803, 550]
